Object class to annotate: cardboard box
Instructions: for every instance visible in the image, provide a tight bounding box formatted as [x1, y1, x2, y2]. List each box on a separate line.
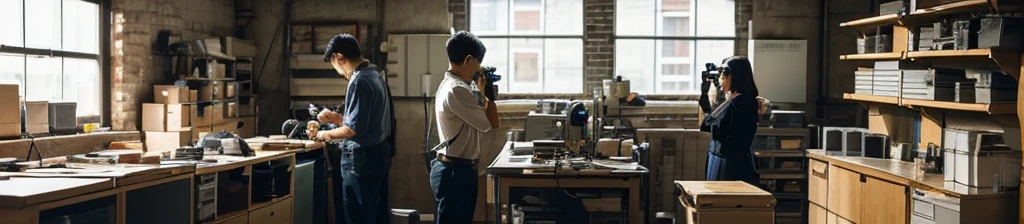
[154, 85, 190, 104]
[223, 37, 257, 57]
[24, 101, 49, 134]
[213, 63, 227, 78]
[191, 103, 226, 127]
[142, 104, 191, 132]
[227, 102, 237, 117]
[145, 131, 191, 153]
[200, 82, 225, 101]
[189, 90, 199, 102]
[676, 181, 775, 224]
[225, 82, 236, 98]
[0, 84, 20, 138]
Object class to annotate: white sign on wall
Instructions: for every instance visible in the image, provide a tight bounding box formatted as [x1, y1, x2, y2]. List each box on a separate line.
[747, 39, 807, 103]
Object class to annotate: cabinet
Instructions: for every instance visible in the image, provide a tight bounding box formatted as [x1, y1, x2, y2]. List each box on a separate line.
[828, 167, 863, 222]
[248, 197, 293, 224]
[862, 177, 908, 224]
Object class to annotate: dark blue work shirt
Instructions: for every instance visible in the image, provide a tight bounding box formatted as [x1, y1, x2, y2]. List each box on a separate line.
[343, 62, 393, 149]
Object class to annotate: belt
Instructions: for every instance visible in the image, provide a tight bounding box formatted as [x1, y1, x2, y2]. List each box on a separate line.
[437, 153, 477, 165]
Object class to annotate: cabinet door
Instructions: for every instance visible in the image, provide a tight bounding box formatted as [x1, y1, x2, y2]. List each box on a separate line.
[862, 176, 908, 224]
[810, 202, 827, 224]
[828, 166, 862, 223]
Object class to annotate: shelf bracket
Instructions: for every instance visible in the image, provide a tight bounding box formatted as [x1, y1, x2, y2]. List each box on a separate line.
[989, 50, 1020, 81]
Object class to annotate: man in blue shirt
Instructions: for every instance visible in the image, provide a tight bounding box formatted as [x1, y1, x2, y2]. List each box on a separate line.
[309, 34, 396, 224]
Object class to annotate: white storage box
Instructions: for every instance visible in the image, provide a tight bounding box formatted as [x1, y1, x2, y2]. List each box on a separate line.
[821, 127, 868, 156]
[952, 149, 1021, 188]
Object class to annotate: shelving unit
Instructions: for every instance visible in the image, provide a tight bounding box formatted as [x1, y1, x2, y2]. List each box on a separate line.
[287, 22, 361, 115]
[753, 127, 810, 224]
[835, 0, 1024, 222]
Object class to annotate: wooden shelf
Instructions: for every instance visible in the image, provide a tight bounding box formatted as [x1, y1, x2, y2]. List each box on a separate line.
[906, 49, 1021, 79]
[760, 173, 807, 180]
[840, 52, 903, 60]
[179, 77, 235, 81]
[902, 99, 1017, 114]
[843, 93, 899, 105]
[754, 150, 806, 158]
[840, 0, 991, 27]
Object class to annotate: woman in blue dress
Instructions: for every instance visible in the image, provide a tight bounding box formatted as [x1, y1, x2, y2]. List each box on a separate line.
[698, 56, 761, 185]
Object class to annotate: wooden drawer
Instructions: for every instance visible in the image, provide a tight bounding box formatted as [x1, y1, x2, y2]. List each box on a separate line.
[827, 166, 862, 223]
[862, 176, 908, 224]
[808, 158, 828, 206]
[248, 197, 293, 224]
[809, 202, 827, 224]
[826, 211, 839, 224]
[219, 213, 248, 224]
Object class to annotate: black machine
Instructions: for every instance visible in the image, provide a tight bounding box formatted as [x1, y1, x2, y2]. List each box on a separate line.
[282, 103, 341, 139]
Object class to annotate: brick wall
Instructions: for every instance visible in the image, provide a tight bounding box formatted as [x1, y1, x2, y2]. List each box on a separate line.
[449, 0, 469, 31]
[584, 0, 615, 93]
[110, 0, 234, 130]
[736, 0, 753, 55]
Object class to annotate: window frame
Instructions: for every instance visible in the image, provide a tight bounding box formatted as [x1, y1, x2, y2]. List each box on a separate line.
[0, 0, 109, 124]
[470, 0, 585, 95]
[616, 0, 737, 96]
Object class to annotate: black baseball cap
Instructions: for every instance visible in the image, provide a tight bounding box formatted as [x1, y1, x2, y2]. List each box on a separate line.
[323, 34, 362, 62]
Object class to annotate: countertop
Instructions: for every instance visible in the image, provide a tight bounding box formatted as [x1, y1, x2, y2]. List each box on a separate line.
[807, 149, 1015, 198]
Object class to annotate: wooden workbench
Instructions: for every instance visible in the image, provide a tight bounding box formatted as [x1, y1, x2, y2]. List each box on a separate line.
[487, 141, 648, 224]
[807, 150, 1019, 224]
[0, 138, 324, 224]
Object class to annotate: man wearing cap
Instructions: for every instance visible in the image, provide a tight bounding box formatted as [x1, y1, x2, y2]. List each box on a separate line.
[309, 33, 396, 224]
[429, 31, 500, 224]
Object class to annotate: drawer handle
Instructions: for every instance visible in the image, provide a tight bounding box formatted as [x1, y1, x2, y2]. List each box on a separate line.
[811, 170, 827, 178]
[270, 212, 275, 216]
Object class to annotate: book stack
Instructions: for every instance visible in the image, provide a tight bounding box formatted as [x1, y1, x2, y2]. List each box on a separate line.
[855, 69, 873, 95]
[901, 68, 966, 101]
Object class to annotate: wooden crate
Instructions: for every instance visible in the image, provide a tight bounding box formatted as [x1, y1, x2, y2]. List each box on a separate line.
[635, 129, 710, 222]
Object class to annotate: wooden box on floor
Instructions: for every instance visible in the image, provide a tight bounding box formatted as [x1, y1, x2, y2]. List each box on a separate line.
[636, 129, 710, 221]
[676, 181, 776, 224]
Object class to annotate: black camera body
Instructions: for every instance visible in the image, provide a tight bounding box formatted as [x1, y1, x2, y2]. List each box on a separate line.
[701, 63, 728, 87]
[477, 66, 502, 100]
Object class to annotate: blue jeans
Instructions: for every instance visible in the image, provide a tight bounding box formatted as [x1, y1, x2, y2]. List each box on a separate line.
[429, 159, 477, 224]
[339, 142, 393, 224]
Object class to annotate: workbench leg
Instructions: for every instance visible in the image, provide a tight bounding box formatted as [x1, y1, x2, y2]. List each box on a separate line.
[630, 178, 641, 224]
[1017, 56, 1024, 224]
[493, 175, 502, 224]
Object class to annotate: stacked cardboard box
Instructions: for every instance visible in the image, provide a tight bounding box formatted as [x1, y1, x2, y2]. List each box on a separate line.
[0, 84, 19, 138]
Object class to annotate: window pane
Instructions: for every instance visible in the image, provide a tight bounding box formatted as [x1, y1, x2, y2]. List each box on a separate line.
[695, 0, 735, 37]
[661, 40, 691, 58]
[63, 58, 100, 116]
[479, 38, 509, 91]
[544, 0, 583, 35]
[26, 0, 61, 49]
[26, 57, 61, 101]
[507, 38, 543, 93]
[513, 11, 540, 32]
[471, 0, 509, 35]
[663, 0, 691, 12]
[63, 0, 99, 54]
[615, 39, 655, 94]
[0, 0, 24, 47]
[0, 56, 25, 96]
[543, 39, 582, 93]
[615, 0, 656, 36]
[691, 40, 735, 94]
[662, 64, 691, 76]
[663, 17, 690, 37]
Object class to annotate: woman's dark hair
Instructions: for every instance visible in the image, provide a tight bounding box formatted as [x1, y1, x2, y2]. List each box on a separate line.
[722, 56, 758, 96]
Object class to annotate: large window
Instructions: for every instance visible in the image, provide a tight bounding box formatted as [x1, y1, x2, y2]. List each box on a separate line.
[470, 0, 584, 94]
[0, 0, 101, 117]
[616, 0, 735, 94]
